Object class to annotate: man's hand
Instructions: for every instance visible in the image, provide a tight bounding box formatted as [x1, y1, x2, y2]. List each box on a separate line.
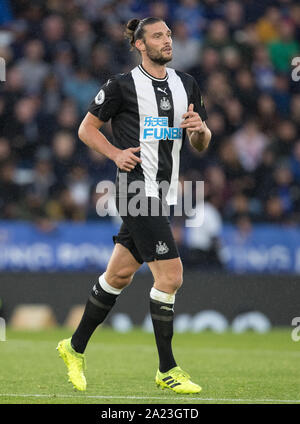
[114, 146, 142, 172]
[180, 103, 211, 153]
[180, 103, 205, 135]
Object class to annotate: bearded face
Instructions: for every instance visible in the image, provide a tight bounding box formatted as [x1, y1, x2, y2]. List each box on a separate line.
[136, 21, 173, 66]
[144, 40, 173, 65]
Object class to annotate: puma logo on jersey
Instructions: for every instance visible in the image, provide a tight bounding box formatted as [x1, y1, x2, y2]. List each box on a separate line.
[157, 87, 168, 95]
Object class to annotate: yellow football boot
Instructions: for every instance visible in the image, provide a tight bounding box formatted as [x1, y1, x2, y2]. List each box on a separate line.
[156, 366, 201, 394]
[56, 338, 87, 391]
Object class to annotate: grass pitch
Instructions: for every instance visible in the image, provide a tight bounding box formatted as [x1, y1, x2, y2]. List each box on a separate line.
[0, 327, 299, 404]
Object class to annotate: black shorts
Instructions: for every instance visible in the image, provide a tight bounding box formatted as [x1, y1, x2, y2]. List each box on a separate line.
[112, 196, 180, 264]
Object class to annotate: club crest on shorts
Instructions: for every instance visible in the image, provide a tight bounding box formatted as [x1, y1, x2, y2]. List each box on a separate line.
[156, 241, 169, 255]
[160, 97, 171, 111]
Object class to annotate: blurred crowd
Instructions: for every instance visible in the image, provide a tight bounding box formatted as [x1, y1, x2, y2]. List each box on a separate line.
[0, 0, 300, 239]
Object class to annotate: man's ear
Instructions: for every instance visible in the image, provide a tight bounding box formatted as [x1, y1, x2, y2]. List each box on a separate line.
[135, 38, 145, 53]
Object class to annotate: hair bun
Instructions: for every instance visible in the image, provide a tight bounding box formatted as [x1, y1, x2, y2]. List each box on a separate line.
[127, 18, 140, 32]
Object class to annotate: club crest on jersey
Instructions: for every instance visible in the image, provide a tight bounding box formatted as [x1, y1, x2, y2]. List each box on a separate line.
[160, 97, 171, 111]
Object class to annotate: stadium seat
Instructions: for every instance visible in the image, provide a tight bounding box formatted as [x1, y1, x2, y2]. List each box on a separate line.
[64, 305, 85, 330]
[10, 304, 57, 330]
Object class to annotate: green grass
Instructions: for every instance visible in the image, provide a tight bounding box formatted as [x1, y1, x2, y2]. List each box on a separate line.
[0, 327, 299, 404]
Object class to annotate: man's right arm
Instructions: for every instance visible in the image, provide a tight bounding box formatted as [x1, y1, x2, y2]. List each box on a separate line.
[78, 112, 141, 172]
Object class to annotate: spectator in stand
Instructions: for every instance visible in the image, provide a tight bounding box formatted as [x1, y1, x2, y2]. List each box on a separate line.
[63, 66, 99, 116]
[45, 186, 85, 221]
[203, 19, 234, 53]
[221, 46, 243, 80]
[27, 157, 57, 203]
[233, 68, 259, 113]
[232, 119, 269, 172]
[86, 148, 116, 185]
[4, 96, 41, 165]
[269, 163, 300, 219]
[206, 70, 232, 107]
[224, 193, 250, 222]
[104, 22, 134, 73]
[290, 95, 300, 129]
[169, 21, 202, 71]
[233, 213, 253, 243]
[42, 14, 66, 62]
[254, 148, 276, 203]
[1, 67, 25, 132]
[0, 138, 11, 165]
[148, 1, 169, 23]
[184, 186, 223, 269]
[267, 18, 300, 73]
[271, 120, 297, 158]
[0, 0, 13, 25]
[40, 73, 63, 117]
[251, 44, 275, 92]
[271, 73, 291, 117]
[70, 18, 96, 67]
[255, 6, 281, 44]
[174, 0, 205, 40]
[256, 93, 278, 135]
[223, 0, 245, 34]
[188, 47, 221, 85]
[65, 165, 92, 212]
[203, 112, 226, 161]
[290, 141, 300, 184]
[90, 44, 115, 81]
[0, 161, 21, 219]
[264, 196, 285, 224]
[52, 131, 78, 181]
[203, 164, 229, 211]
[218, 137, 246, 185]
[86, 184, 121, 224]
[54, 99, 79, 136]
[291, 3, 300, 41]
[9, 20, 30, 61]
[52, 43, 75, 84]
[15, 39, 50, 95]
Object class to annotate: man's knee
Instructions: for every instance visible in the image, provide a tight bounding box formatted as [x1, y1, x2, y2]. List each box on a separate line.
[105, 268, 134, 290]
[165, 272, 183, 292]
[154, 262, 183, 294]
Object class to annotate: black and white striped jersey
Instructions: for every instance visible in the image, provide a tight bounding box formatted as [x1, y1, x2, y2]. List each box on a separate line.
[88, 64, 207, 205]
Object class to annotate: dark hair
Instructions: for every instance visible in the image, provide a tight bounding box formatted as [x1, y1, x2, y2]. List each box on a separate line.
[125, 17, 163, 50]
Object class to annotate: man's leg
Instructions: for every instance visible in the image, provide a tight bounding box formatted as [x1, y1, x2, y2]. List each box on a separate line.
[71, 243, 142, 353]
[147, 257, 201, 393]
[57, 243, 141, 391]
[147, 257, 183, 373]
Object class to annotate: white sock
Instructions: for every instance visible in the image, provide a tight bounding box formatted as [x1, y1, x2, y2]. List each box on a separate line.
[98, 273, 123, 295]
[150, 287, 175, 304]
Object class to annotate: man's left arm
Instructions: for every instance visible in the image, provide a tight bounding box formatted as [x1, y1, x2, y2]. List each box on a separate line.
[180, 103, 212, 153]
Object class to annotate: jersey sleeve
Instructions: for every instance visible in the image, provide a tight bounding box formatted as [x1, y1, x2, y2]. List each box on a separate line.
[191, 77, 207, 122]
[88, 77, 122, 122]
